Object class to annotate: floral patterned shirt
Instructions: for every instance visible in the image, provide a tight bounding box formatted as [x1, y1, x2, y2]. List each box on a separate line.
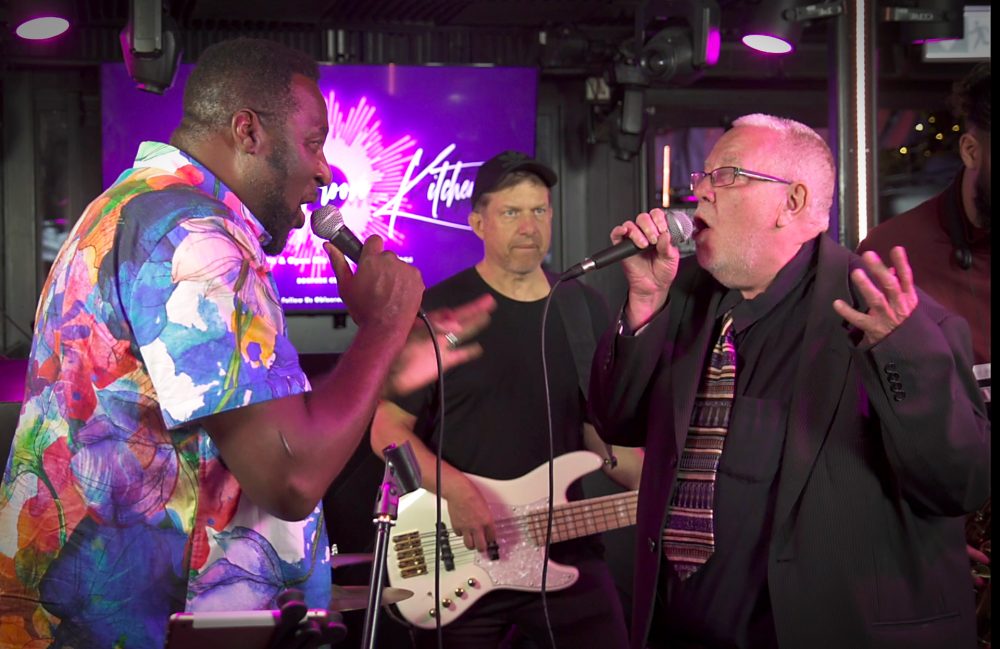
[0, 142, 330, 649]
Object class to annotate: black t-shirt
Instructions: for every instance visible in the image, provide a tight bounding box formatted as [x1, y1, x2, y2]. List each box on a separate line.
[393, 267, 610, 482]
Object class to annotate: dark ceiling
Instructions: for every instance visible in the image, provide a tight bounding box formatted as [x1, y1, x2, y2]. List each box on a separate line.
[79, 0, 732, 31]
[174, 0, 643, 27]
[0, 0, 985, 91]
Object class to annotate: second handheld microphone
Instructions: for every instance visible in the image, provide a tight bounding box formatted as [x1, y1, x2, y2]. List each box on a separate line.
[560, 209, 694, 281]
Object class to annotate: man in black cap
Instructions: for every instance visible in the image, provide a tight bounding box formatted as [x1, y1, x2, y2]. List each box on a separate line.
[371, 151, 641, 648]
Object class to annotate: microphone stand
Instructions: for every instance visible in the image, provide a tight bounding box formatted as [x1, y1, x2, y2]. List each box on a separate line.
[361, 441, 421, 649]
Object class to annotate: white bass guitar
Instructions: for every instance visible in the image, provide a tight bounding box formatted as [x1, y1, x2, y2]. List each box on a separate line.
[386, 451, 638, 629]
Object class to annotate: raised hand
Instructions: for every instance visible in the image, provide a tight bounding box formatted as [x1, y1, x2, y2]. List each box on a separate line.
[833, 247, 919, 346]
[612, 208, 682, 329]
[386, 293, 497, 398]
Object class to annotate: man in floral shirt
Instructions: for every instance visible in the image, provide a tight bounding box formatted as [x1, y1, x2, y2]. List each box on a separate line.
[0, 38, 490, 648]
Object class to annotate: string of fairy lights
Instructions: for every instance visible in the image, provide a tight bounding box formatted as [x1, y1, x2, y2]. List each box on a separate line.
[882, 110, 964, 177]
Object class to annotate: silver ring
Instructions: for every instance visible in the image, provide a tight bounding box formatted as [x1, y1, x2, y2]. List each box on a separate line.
[444, 331, 460, 349]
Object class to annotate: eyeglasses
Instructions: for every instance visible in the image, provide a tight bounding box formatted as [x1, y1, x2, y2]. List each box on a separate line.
[690, 166, 792, 192]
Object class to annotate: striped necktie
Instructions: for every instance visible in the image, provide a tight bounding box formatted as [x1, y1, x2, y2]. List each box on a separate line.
[663, 310, 737, 580]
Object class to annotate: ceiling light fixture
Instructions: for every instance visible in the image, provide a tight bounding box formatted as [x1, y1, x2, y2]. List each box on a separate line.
[120, 0, 183, 94]
[10, 0, 72, 41]
[742, 2, 844, 55]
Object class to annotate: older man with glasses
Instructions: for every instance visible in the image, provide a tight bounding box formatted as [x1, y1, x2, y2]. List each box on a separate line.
[588, 113, 989, 649]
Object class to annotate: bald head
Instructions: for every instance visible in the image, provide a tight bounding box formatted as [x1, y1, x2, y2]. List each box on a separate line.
[732, 114, 835, 234]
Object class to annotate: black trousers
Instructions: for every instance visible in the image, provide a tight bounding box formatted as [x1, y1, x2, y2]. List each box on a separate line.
[411, 555, 629, 649]
[646, 560, 778, 649]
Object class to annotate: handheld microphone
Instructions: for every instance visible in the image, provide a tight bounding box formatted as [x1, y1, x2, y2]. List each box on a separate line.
[311, 204, 363, 263]
[310, 204, 429, 321]
[560, 209, 694, 280]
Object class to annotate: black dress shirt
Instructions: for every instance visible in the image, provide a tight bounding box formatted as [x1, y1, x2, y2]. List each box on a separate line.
[658, 239, 819, 649]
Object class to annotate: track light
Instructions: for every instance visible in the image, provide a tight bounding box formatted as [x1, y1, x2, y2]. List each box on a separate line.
[119, 0, 183, 94]
[9, 0, 72, 41]
[741, 1, 804, 54]
[741, 2, 844, 55]
[642, 0, 721, 73]
[607, 1, 720, 161]
[641, 26, 697, 80]
[616, 0, 721, 86]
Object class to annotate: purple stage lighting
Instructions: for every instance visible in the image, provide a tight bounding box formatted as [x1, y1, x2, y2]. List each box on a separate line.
[742, 34, 794, 54]
[705, 28, 722, 65]
[101, 63, 538, 312]
[15, 16, 69, 40]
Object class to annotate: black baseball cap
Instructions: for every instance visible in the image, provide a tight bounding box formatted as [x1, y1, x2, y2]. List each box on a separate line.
[471, 151, 558, 209]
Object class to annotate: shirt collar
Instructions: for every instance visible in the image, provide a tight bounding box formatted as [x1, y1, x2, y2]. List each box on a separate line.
[132, 141, 273, 247]
[720, 237, 818, 333]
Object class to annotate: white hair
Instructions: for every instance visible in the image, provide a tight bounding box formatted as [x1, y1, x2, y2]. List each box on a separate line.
[732, 113, 836, 233]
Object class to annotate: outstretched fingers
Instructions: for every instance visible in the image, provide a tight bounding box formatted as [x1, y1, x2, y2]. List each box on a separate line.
[832, 248, 919, 346]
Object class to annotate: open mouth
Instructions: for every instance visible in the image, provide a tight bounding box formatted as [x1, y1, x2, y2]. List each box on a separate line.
[693, 216, 709, 235]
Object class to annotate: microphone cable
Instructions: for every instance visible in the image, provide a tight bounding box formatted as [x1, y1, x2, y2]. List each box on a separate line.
[311, 207, 450, 646]
[422, 282, 560, 649]
[422, 272, 589, 649]
[413, 309, 448, 649]
[537, 276, 564, 649]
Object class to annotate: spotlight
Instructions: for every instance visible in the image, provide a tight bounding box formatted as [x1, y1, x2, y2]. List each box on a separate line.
[741, 1, 844, 55]
[642, 0, 721, 74]
[617, 0, 721, 86]
[641, 27, 696, 80]
[741, 2, 803, 55]
[607, 1, 721, 160]
[9, 0, 72, 41]
[119, 0, 183, 94]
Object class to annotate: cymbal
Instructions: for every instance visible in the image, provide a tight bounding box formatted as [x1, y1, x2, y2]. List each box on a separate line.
[329, 585, 414, 612]
[330, 553, 373, 569]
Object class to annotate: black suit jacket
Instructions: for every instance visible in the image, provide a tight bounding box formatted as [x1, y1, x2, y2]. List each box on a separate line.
[590, 234, 990, 649]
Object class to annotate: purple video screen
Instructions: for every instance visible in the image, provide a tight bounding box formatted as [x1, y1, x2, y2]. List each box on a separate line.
[101, 63, 538, 311]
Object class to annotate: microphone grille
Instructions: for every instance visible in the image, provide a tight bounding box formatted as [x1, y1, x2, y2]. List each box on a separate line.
[310, 204, 344, 240]
[666, 209, 694, 244]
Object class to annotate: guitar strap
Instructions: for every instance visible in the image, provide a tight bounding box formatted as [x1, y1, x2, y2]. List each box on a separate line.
[549, 274, 618, 468]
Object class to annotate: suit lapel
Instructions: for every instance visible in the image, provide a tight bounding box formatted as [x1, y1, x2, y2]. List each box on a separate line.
[774, 234, 856, 529]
